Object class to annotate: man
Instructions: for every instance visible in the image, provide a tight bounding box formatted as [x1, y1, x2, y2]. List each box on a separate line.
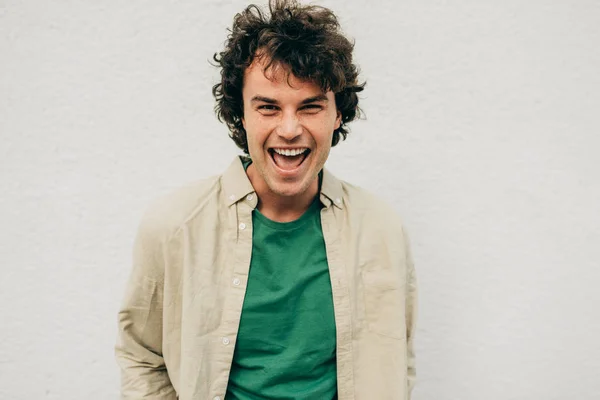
[115, 1, 417, 399]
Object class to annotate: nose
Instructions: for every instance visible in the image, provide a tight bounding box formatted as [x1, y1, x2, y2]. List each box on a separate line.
[276, 111, 302, 141]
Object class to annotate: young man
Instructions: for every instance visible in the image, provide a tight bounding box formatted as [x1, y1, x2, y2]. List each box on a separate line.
[115, 1, 417, 399]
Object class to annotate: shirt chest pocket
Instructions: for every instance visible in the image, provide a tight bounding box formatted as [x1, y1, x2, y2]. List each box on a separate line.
[360, 265, 406, 340]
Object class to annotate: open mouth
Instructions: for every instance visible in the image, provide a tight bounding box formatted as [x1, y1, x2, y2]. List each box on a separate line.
[268, 148, 311, 172]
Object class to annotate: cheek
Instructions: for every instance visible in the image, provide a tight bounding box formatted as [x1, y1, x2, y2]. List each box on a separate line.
[313, 119, 336, 142]
[321, 110, 341, 133]
[244, 119, 269, 149]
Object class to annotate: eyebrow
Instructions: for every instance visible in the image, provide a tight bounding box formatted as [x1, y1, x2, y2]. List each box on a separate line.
[250, 94, 329, 105]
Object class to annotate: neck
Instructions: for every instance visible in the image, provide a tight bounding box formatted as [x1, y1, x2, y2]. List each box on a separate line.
[246, 164, 319, 223]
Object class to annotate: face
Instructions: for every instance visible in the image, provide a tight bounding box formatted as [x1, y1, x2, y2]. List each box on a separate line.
[241, 56, 341, 200]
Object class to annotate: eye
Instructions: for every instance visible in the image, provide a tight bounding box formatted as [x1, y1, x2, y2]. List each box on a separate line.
[258, 105, 278, 111]
[301, 104, 323, 112]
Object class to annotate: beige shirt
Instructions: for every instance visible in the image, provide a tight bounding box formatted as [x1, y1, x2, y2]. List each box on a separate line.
[115, 156, 417, 400]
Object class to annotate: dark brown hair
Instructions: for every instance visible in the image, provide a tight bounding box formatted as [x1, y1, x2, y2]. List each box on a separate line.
[212, 0, 365, 153]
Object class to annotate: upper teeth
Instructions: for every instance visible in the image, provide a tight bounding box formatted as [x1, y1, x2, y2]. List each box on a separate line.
[273, 148, 308, 157]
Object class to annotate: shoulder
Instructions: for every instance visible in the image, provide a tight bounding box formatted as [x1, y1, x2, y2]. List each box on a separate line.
[340, 180, 408, 238]
[341, 181, 404, 222]
[137, 174, 223, 243]
[338, 180, 415, 268]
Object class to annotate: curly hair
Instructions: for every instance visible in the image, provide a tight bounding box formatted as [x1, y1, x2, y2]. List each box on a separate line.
[212, 0, 365, 153]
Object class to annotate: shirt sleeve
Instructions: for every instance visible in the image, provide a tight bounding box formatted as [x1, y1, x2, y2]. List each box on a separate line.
[115, 211, 177, 400]
[403, 226, 418, 398]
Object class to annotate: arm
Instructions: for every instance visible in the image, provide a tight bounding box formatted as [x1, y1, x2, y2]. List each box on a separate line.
[403, 227, 418, 398]
[115, 211, 177, 400]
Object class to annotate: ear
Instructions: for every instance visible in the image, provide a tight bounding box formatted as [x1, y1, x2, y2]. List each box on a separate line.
[241, 116, 246, 130]
[334, 111, 342, 130]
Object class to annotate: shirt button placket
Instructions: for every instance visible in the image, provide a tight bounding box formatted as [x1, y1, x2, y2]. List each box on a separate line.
[220, 202, 250, 400]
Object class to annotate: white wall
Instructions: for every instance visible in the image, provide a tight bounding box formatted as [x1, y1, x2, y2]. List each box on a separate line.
[1, 1, 599, 399]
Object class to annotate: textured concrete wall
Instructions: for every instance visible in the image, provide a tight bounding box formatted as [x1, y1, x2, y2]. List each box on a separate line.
[1, 1, 599, 399]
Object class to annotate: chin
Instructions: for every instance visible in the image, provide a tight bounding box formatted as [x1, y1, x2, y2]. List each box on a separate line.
[267, 178, 311, 198]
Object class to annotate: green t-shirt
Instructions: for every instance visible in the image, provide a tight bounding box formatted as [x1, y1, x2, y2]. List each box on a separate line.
[225, 162, 337, 399]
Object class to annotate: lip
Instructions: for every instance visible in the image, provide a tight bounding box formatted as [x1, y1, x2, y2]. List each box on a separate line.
[268, 148, 311, 179]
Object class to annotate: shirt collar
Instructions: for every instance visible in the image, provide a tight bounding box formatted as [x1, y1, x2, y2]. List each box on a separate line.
[222, 156, 257, 207]
[221, 156, 344, 209]
[320, 167, 344, 209]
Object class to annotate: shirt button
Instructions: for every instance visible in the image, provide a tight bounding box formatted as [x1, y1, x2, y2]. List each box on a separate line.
[239, 222, 246, 230]
[247, 194, 254, 201]
[335, 198, 342, 204]
[222, 337, 230, 345]
[229, 194, 235, 201]
[233, 278, 241, 286]
[213, 397, 221, 400]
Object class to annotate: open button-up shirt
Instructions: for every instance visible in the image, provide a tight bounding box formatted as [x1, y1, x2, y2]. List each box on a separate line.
[115, 156, 417, 400]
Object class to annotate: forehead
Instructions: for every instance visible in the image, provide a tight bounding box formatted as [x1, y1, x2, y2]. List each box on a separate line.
[243, 56, 327, 97]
